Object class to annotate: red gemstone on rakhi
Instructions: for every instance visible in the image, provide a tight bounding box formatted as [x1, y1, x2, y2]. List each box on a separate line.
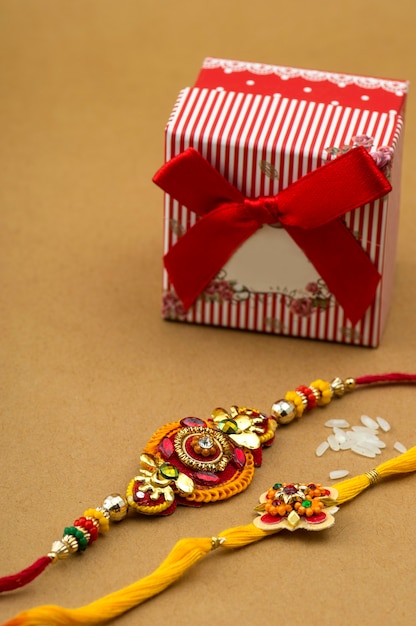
[193, 471, 221, 485]
[158, 436, 175, 459]
[232, 447, 246, 469]
[260, 513, 283, 524]
[180, 417, 206, 427]
[306, 512, 327, 524]
[283, 485, 297, 495]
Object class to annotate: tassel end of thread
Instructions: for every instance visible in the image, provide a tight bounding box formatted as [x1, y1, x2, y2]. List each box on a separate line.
[0, 556, 51, 593]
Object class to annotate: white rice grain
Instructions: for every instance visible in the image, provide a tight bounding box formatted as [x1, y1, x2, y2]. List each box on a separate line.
[351, 445, 376, 458]
[360, 415, 379, 430]
[329, 469, 350, 480]
[376, 416, 391, 432]
[324, 419, 350, 428]
[333, 428, 347, 444]
[394, 441, 408, 454]
[352, 425, 378, 434]
[328, 434, 340, 451]
[315, 441, 329, 457]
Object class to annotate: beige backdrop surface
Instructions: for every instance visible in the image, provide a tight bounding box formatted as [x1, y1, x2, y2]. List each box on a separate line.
[1, 1, 416, 625]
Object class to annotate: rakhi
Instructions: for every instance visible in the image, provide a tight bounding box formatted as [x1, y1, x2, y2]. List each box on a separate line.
[2, 372, 416, 626]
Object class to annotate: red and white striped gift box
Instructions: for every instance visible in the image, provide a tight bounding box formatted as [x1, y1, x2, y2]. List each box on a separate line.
[158, 57, 408, 346]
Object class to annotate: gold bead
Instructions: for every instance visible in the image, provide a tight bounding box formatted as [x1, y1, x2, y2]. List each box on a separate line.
[330, 377, 345, 398]
[211, 536, 226, 550]
[62, 534, 79, 554]
[85, 515, 100, 529]
[365, 469, 379, 485]
[344, 377, 356, 392]
[49, 540, 70, 562]
[102, 494, 129, 522]
[296, 390, 308, 408]
[271, 399, 296, 425]
[309, 386, 321, 402]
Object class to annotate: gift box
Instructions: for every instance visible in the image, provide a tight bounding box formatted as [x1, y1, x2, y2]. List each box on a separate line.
[154, 57, 408, 346]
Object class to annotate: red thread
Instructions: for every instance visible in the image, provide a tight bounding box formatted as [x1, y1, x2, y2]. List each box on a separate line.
[0, 556, 51, 592]
[356, 373, 416, 386]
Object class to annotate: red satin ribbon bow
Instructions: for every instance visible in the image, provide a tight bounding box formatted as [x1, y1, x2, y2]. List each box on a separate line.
[153, 147, 391, 325]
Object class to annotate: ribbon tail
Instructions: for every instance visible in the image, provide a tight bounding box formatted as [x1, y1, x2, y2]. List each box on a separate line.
[164, 204, 259, 311]
[287, 220, 381, 325]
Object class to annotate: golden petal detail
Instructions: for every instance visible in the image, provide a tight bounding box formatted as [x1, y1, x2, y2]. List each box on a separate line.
[152, 474, 171, 487]
[211, 407, 229, 421]
[234, 416, 252, 431]
[163, 487, 175, 503]
[140, 454, 158, 470]
[175, 473, 195, 495]
[229, 432, 261, 449]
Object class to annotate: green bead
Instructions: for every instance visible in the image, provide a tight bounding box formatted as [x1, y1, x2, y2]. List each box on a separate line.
[302, 500, 312, 508]
[273, 483, 283, 490]
[77, 533, 88, 550]
[64, 526, 88, 551]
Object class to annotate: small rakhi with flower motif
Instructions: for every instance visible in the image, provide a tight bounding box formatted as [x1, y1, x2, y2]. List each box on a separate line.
[253, 481, 339, 532]
[2, 372, 416, 626]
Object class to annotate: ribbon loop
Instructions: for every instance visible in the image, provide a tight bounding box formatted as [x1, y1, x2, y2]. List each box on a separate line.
[153, 147, 392, 325]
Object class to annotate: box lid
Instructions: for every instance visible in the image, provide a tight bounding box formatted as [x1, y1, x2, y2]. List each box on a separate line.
[195, 57, 408, 116]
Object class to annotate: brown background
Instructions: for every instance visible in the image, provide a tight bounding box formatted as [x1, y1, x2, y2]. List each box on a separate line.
[1, 1, 416, 625]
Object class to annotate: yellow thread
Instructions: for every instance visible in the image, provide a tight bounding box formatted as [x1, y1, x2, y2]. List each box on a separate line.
[3, 537, 214, 625]
[3, 526, 272, 626]
[309, 379, 332, 406]
[335, 445, 416, 504]
[217, 523, 272, 548]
